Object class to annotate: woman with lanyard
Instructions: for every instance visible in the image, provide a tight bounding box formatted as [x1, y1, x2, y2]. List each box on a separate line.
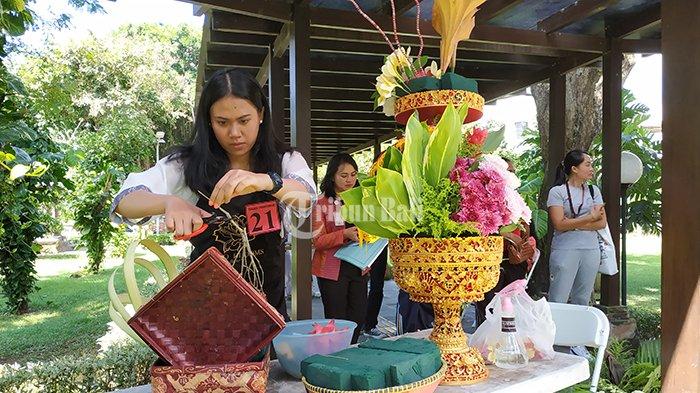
[111, 68, 316, 320]
[546, 149, 606, 305]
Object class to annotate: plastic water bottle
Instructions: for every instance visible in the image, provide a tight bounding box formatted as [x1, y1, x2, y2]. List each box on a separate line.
[494, 296, 529, 369]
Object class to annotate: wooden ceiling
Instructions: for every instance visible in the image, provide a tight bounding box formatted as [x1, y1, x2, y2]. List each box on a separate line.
[179, 0, 661, 164]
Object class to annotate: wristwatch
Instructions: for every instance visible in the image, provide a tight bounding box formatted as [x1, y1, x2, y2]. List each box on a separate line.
[266, 171, 284, 194]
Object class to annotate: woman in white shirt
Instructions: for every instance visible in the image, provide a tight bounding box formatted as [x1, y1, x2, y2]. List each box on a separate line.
[111, 69, 316, 319]
[546, 149, 606, 305]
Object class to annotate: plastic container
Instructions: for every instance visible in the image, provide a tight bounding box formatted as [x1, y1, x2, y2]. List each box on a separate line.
[272, 319, 356, 378]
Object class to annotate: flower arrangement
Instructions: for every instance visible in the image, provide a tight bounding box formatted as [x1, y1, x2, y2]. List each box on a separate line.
[372, 46, 441, 115]
[340, 104, 531, 239]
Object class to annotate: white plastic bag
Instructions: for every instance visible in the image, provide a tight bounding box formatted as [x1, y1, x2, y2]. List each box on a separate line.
[470, 279, 556, 363]
[597, 224, 619, 275]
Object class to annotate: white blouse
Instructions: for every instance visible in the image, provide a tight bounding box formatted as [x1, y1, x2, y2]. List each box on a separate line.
[110, 151, 316, 225]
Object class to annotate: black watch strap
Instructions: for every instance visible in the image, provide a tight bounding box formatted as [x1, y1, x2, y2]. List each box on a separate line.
[266, 171, 283, 194]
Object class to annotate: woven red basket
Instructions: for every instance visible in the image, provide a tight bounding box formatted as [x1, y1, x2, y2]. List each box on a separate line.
[150, 349, 270, 393]
[128, 247, 285, 366]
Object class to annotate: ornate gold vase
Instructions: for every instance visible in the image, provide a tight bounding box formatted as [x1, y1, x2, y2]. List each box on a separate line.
[389, 236, 503, 385]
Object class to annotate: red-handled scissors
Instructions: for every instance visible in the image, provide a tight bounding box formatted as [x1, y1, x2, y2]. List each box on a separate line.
[173, 192, 232, 241]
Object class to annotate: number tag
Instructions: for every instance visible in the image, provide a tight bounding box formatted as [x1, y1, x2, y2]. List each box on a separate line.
[245, 201, 281, 237]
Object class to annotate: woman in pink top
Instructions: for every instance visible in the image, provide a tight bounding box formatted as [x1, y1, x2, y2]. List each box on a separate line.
[311, 153, 365, 343]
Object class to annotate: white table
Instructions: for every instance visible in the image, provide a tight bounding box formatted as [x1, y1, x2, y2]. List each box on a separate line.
[114, 331, 589, 393]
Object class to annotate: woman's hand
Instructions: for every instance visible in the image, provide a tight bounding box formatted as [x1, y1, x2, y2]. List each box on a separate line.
[588, 205, 605, 222]
[210, 170, 273, 208]
[164, 196, 212, 237]
[343, 227, 359, 242]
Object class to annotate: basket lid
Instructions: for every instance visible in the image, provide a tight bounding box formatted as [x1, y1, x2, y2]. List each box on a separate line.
[128, 247, 285, 366]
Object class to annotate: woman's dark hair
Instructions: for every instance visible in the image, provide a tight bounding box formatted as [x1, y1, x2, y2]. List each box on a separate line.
[320, 153, 359, 199]
[553, 149, 589, 187]
[170, 68, 290, 193]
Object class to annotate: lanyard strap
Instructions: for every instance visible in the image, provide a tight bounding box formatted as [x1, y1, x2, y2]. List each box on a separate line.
[565, 182, 585, 218]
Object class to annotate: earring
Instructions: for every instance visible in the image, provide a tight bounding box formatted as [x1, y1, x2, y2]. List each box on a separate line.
[259, 120, 263, 124]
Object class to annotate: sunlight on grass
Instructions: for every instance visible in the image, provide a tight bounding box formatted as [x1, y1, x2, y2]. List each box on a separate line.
[627, 253, 661, 311]
[8, 311, 60, 328]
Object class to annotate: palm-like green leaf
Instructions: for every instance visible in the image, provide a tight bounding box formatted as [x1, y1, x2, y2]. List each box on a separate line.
[402, 112, 429, 214]
[376, 167, 415, 232]
[423, 103, 464, 187]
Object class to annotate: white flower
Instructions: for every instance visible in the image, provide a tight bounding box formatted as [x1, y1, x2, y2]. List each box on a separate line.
[429, 60, 443, 78]
[374, 47, 413, 109]
[383, 96, 396, 116]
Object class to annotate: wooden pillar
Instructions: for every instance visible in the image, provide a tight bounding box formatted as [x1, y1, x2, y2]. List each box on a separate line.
[268, 45, 287, 144]
[600, 38, 622, 307]
[373, 133, 381, 159]
[289, 0, 313, 320]
[546, 74, 566, 189]
[661, 1, 700, 389]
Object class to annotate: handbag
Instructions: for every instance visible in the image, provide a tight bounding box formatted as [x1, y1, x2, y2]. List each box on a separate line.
[596, 224, 618, 275]
[587, 185, 618, 275]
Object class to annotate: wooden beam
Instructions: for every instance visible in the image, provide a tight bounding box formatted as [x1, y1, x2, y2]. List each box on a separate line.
[547, 73, 566, 213]
[617, 38, 661, 54]
[268, 45, 287, 143]
[661, 1, 700, 389]
[309, 27, 574, 59]
[344, 131, 398, 155]
[209, 31, 275, 47]
[537, 0, 615, 34]
[180, 0, 291, 22]
[606, 3, 661, 38]
[307, 7, 605, 53]
[289, 0, 312, 321]
[257, 23, 292, 85]
[481, 52, 601, 101]
[601, 38, 622, 307]
[211, 10, 282, 35]
[194, 12, 211, 109]
[381, 0, 421, 16]
[476, 0, 523, 23]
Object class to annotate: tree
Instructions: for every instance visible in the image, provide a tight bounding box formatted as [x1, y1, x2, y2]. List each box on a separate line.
[18, 23, 199, 272]
[0, 0, 89, 313]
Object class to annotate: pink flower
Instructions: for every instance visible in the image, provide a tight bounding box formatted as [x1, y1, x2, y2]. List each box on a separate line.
[449, 156, 531, 236]
[468, 127, 488, 146]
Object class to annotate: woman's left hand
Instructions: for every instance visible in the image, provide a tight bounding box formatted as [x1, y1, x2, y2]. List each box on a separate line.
[210, 170, 273, 208]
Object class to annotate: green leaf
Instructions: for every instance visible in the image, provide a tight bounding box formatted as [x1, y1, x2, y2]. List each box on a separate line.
[339, 186, 398, 238]
[499, 223, 519, 235]
[531, 208, 549, 240]
[375, 167, 414, 232]
[11, 146, 32, 164]
[402, 112, 429, 214]
[423, 103, 463, 187]
[362, 185, 405, 234]
[482, 126, 505, 154]
[382, 146, 403, 173]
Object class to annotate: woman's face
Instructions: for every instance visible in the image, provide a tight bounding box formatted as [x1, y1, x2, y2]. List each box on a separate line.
[210, 95, 263, 162]
[572, 154, 595, 180]
[334, 163, 357, 193]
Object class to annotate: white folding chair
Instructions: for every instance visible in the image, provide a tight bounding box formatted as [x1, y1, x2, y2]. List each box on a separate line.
[548, 302, 610, 393]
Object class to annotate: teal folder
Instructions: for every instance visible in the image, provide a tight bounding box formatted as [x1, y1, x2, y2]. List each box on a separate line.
[334, 239, 389, 270]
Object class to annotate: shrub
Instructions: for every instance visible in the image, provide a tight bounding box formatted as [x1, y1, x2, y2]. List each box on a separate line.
[0, 341, 155, 393]
[630, 307, 661, 340]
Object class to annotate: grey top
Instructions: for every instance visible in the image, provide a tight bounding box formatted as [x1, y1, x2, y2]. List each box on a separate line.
[547, 183, 604, 250]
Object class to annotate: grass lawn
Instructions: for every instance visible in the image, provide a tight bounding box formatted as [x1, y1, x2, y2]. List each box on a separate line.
[626, 253, 661, 312]
[0, 252, 175, 364]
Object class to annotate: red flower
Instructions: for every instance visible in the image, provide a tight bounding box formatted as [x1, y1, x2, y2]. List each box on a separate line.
[468, 127, 488, 146]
